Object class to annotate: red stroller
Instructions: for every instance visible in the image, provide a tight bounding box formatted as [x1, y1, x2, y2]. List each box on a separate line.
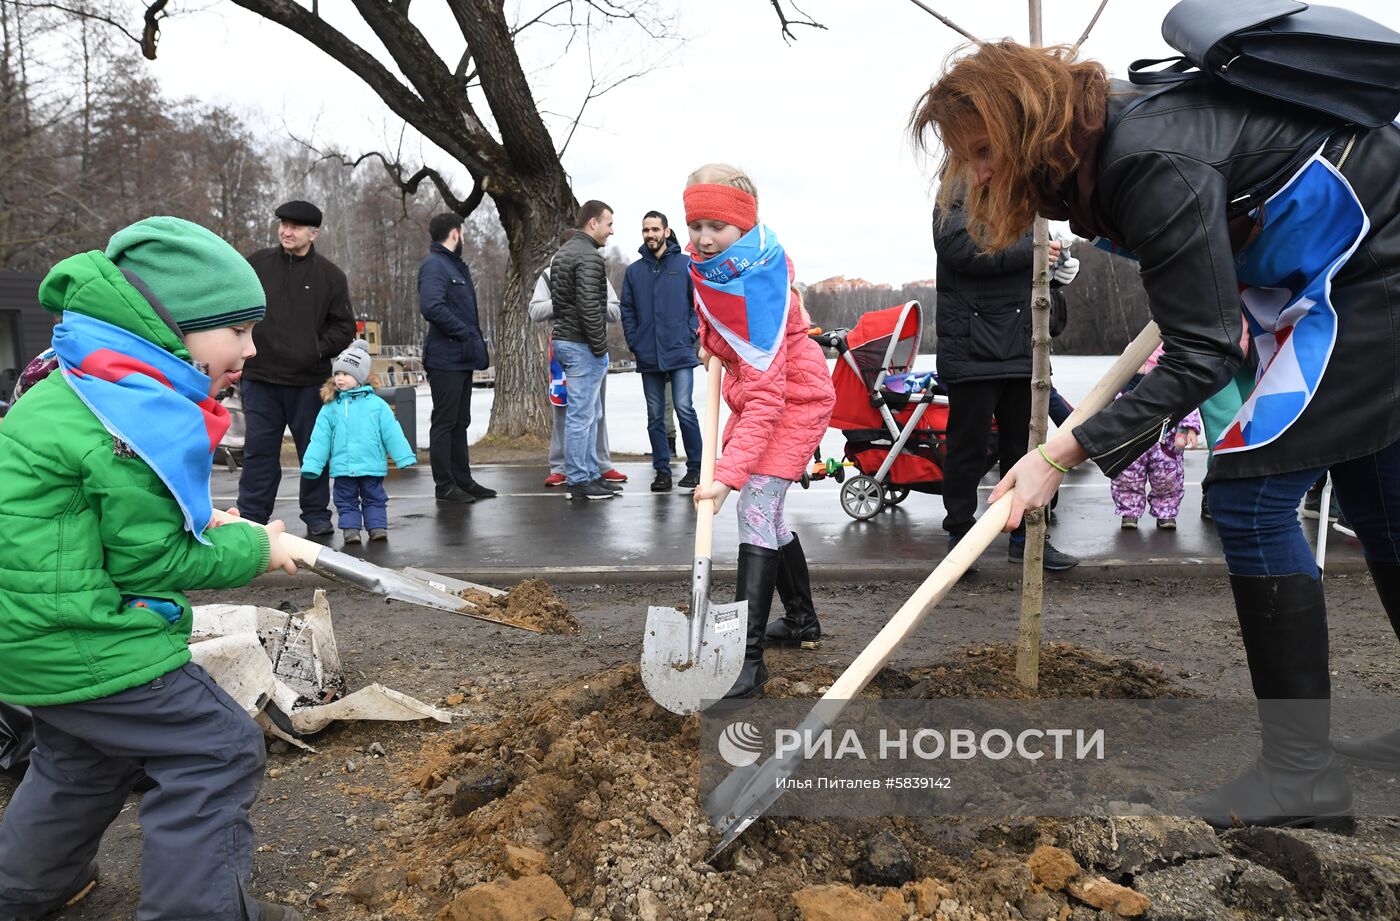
[811, 300, 996, 520]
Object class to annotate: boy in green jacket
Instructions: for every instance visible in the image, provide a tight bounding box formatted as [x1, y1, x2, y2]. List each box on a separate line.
[0, 217, 301, 921]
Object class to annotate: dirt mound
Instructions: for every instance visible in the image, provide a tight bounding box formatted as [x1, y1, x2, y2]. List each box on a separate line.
[315, 644, 1205, 920]
[460, 579, 580, 635]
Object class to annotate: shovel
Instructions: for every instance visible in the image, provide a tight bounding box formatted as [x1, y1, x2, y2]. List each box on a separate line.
[704, 322, 1165, 855]
[641, 356, 748, 715]
[208, 510, 538, 631]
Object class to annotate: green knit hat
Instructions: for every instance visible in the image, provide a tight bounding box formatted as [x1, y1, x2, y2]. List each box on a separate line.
[105, 216, 266, 333]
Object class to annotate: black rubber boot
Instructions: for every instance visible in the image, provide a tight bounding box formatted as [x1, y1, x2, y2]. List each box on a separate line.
[766, 534, 821, 646]
[724, 543, 781, 699]
[1333, 561, 1400, 770]
[1185, 573, 1354, 832]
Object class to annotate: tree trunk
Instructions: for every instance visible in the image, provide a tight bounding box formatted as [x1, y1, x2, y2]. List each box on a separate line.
[1016, 0, 1050, 691]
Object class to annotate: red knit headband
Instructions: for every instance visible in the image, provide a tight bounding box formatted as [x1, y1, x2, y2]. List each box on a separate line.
[683, 184, 758, 232]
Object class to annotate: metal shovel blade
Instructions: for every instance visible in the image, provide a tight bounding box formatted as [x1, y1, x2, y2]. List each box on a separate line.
[310, 548, 483, 616]
[641, 596, 747, 716]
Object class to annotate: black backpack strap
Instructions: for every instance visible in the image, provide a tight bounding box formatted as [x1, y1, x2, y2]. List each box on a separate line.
[1127, 56, 1198, 86]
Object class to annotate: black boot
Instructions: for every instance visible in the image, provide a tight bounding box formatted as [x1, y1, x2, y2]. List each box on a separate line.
[1333, 561, 1400, 770]
[766, 534, 821, 646]
[724, 544, 781, 699]
[1185, 573, 1354, 831]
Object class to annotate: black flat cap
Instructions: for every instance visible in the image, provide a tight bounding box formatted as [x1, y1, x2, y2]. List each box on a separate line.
[274, 200, 322, 227]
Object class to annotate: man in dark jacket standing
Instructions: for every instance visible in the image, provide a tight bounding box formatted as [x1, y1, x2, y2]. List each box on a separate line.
[419, 213, 495, 503]
[239, 199, 356, 535]
[550, 200, 616, 501]
[934, 200, 1079, 571]
[621, 211, 702, 493]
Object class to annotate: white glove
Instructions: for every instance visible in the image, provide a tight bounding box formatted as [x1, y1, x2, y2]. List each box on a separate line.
[1052, 255, 1080, 286]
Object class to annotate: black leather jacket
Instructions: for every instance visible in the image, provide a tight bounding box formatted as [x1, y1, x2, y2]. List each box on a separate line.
[1072, 79, 1400, 480]
[549, 230, 610, 356]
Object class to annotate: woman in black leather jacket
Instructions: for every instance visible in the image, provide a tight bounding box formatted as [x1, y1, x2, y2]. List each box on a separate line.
[911, 40, 1400, 831]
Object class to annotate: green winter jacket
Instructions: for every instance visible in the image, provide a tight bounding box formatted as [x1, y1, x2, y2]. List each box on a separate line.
[0, 251, 271, 706]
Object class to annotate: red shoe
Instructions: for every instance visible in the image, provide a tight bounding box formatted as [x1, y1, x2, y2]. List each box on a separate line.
[602, 468, 628, 483]
[544, 473, 566, 487]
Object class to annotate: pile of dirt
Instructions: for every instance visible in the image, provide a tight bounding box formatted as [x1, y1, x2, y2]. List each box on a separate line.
[316, 643, 1209, 920]
[459, 579, 580, 635]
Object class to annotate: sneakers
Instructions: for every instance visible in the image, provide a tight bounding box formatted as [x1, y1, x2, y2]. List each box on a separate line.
[601, 468, 628, 483]
[1009, 537, 1080, 571]
[596, 476, 624, 492]
[435, 486, 475, 504]
[463, 482, 497, 500]
[544, 472, 566, 487]
[565, 480, 614, 500]
[1334, 516, 1357, 539]
[1302, 486, 1340, 521]
[1157, 517, 1177, 530]
[651, 471, 673, 492]
[306, 521, 335, 537]
[343, 528, 361, 545]
[677, 469, 701, 491]
[1121, 516, 1139, 530]
[369, 528, 389, 541]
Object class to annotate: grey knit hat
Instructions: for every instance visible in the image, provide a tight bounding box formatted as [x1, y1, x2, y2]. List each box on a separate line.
[332, 339, 372, 385]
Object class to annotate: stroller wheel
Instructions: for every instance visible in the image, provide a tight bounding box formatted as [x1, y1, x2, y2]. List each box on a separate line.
[800, 471, 811, 489]
[840, 475, 885, 521]
[884, 486, 910, 507]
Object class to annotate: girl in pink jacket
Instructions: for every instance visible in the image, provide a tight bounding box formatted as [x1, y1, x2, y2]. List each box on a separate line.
[684, 163, 836, 698]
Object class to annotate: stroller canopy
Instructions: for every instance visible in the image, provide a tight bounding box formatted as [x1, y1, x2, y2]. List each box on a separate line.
[830, 301, 923, 431]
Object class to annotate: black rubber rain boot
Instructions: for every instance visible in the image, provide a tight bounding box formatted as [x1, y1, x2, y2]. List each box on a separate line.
[1186, 573, 1354, 832]
[1333, 561, 1400, 770]
[766, 534, 821, 646]
[724, 543, 781, 699]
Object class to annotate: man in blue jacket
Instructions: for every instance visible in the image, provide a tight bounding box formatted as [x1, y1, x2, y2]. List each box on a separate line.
[621, 212, 702, 493]
[418, 213, 495, 503]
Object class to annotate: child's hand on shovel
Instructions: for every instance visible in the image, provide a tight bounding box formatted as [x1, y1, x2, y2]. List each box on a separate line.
[211, 507, 298, 575]
[693, 481, 731, 515]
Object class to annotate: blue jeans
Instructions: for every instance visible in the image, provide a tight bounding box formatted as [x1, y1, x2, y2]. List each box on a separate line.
[552, 340, 608, 486]
[333, 475, 389, 530]
[641, 368, 703, 473]
[1210, 437, 1400, 576]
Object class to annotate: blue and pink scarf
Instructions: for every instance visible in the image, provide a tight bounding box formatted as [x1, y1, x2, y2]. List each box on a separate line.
[51, 312, 229, 542]
[689, 224, 790, 371]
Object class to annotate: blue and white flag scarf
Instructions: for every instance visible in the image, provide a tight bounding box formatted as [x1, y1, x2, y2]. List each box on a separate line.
[1215, 151, 1369, 453]
[689, 224, 790, 372]
[51, 312, 227, 543]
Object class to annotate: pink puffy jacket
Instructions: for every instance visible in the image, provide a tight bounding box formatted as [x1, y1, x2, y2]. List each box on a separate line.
[698, 276, 836, 490]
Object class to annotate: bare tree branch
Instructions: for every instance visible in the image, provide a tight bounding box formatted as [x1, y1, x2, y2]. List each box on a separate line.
[903, 0, 980, 43]
[1071, 0, 1112, 54]
[5, 1, 146, 48]
[768, 0, 825, 42]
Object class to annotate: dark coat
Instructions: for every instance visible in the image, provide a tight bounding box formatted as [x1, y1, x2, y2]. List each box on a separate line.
[418, 242, 489, 372]
[548, 230, 609, 356]
[244, 244, 355, 387]
[620, 235, 699, 373]
[1070, 80, 1400, 480]
[932, 204, 1066, 385]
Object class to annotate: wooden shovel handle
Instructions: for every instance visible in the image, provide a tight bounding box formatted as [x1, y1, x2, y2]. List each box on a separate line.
[208, 508, 324, 569]
[693, 355, 723, 559]
[821, 321, 1163, 704]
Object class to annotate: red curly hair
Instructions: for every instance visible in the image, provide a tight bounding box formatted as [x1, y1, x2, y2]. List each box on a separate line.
[910, 41, 1109, 250]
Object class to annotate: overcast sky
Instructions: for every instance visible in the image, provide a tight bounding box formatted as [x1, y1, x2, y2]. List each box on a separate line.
[146, 0, 1396, 286]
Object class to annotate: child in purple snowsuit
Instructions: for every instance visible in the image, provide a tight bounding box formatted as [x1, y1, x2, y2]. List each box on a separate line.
[1111, 407, 1203, 529]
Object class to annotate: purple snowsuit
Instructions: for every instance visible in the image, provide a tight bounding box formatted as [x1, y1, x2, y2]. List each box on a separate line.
[1110, 408, 1203, 520]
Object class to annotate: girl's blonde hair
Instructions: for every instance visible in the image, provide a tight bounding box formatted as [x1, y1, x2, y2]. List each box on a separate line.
[910, 41, 1108, 250]
[685, 163, 760, 206]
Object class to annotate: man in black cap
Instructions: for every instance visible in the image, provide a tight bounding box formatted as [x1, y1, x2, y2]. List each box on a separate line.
[238, 200, 356, 535]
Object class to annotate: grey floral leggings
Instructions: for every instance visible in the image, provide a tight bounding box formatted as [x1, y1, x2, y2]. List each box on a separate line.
[737, 474, 795, 550]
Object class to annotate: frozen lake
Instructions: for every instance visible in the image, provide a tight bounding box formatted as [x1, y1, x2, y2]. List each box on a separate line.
[422, 353, 1119, 461]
